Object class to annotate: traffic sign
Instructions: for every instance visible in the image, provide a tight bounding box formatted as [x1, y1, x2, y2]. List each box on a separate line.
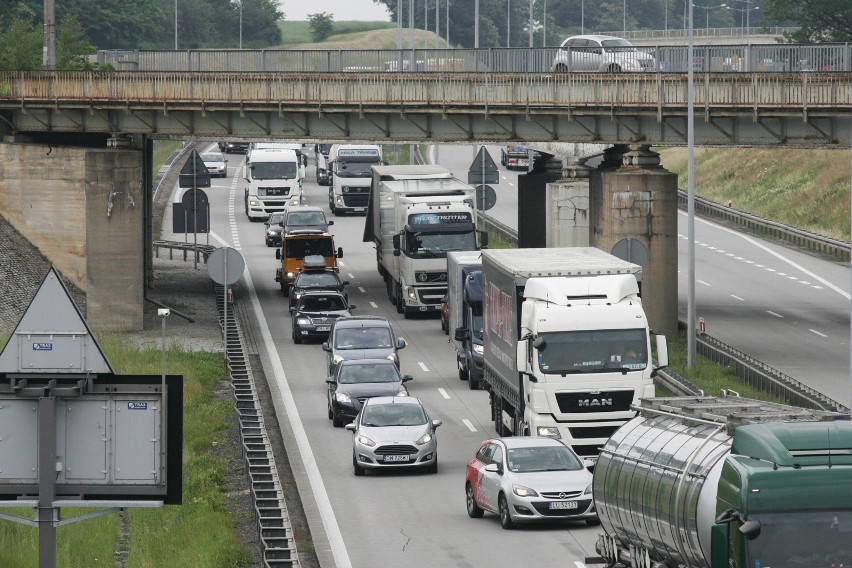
[181, 187, 208, 213]
[207, 247, 246, 286]
[468, 146, 499, 185]
[474, 185, 497, 211]
[178, 149, 211, 188]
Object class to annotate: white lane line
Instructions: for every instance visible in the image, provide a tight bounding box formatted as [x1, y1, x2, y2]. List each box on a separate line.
[767, 311, 784, 318]
[338, 260, 345, 267]
[369, 301, 378, 308]
[348, 273, 355, 279]
[438, 388, 450, 399]
[358, 287, 366, 293]
[418, 362, 430, 372]
[574, 563, 587, 568]
[730, 294, 745, 301]
[462, 419, 477, 432]
[810, 329, 828, 338]
[208, 230, 352, 568]
[697, 279, 710, 286]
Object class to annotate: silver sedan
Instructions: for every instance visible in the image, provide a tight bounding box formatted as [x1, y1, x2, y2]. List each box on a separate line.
[465, 437, 598, 529]
[345, 396, 441, 475]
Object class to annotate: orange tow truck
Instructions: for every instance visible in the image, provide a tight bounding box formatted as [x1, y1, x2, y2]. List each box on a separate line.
[275, 230, 343, 295]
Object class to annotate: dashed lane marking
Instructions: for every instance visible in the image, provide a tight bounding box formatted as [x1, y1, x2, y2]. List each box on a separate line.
[462, 419, 477, 432]
[418, 362, 429, 372]
[438, 388, 450, 399]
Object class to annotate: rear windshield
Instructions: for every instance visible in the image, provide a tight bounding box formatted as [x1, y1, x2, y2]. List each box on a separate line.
[298, 295, 346, 311]
[287, 211, 326, 226]
[296, 272, 340, 288]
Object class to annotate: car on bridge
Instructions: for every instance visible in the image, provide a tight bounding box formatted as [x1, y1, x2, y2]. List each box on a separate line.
[550, 35, 655, 73]
[326, 359, 412, 427]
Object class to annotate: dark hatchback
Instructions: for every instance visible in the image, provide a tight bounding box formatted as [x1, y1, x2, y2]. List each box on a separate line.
[289, 269, 349, 310]
[264, 212, 286, 247]
[326, 359, 412, 427]
[290, 291, 354, 344]
[323, 316, 406, 376]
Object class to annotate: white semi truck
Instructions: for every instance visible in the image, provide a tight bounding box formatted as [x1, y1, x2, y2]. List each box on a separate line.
[327, 144, 383, 215]
[243, 148, 302, 220]
[363, 165, 485, 318]
[481, 247, 668, 461]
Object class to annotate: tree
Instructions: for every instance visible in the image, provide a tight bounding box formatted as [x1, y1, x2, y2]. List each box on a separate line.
[56, 15, 97, 70]
[0, 15, 42, 70]
[308, 12, 334, 42]
[765, 0, 852, 42]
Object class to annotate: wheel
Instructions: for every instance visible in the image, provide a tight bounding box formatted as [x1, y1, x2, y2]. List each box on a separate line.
[555, 63, 569, 73]
[292, 328, 302, 344]
[466, 482, 484, 518]
[468, 373, 478, 391]
[327, 403, 333, 419]
[353, 454, 365, 476]
[607, 64, 622, 72]
[332, 414, 343, 428]
[458, 367, 469, 381]
[586, 518, 601, 526]
[395, 283, 404, 314]
[282, 284, 290, 297]
[425, 456, 438, 474]
[387, 278, 396, 305]
[499, 494, 515, 529]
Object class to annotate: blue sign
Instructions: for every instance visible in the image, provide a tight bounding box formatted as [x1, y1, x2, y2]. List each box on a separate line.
[128, 402, 148, 410]
[32, 343, 53, 351]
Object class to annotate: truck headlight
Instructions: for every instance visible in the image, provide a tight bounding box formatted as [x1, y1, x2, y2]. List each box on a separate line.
[333, 355, 344, 365]
[386, 353, 398, 363]
[396, 390, 409, 397]
[286, 271, 296, 278]
[296, 317, 311, 325]
[473, 344, 484, 355]
[407, 288, 417, 300]
[536, 426, 561, 439]
[336, 196, 344, 204]
[249, 200, 258, 206]
[512, 484, 539, 498]
[335, 392, 351, 403]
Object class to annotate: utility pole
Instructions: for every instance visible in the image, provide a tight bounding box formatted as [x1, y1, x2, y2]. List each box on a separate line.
[43, 0, 56, 69]
[174, 0, 178, 50]
[475, 0, 480, 48]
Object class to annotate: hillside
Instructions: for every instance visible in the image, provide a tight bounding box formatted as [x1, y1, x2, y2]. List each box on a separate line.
[277, 21, 448, 50]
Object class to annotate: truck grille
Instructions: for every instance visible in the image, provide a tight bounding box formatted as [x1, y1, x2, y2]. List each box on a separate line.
[555, 390, 634, 413]
[342, 194, 369, 207]
[567, 425, 621, 439]
[416, 286, 447, 306]
[374, 445, 417, 456]
[414, 271, 447, 283]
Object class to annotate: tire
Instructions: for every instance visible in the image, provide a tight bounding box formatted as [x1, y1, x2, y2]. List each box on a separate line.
[498, 494, 515, 530]
[327, 403, 334, 420]
[425, 456, 438, 474]
[292, 328, 302, 344]
[387, 278, 396, 305]
[395, 283, 404, 314]
[458, 367, 469, 381]
[586, 518, 601, 526]
[282, 285, 290, 297]
[607, 64, 622, 72]
[332, 414, 343, 428]
[468, 373, 478, 391]
[466, 483, 484, 518]
[555, 63, 569, 73]
[353, 454, 365, 476]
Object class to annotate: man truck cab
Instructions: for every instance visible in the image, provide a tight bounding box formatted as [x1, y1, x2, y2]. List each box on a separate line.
[243, 148, 302, 220]
[328, 144, 383, 215]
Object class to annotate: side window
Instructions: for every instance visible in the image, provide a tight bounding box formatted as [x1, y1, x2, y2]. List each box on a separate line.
[476, 444, 494, 464]
[589, 41, 603, 55]
[492, 446, 504, 469]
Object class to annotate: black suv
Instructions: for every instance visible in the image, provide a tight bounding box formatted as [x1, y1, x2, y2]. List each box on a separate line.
[323, 316, 406, 375]
[289, 267, 348, 310]
[290, 291, 354, 344]
[326, 358, 413, 427]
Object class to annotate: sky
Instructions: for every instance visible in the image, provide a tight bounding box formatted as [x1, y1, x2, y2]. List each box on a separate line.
[279, 0, 392, 21]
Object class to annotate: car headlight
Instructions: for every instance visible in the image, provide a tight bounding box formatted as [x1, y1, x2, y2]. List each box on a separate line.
[333, 355, 344, 365]
[584, 484, 593, 495]
[296, 317, 311, 325]
[386, 353, 398, 363]
[396, 390, 409, 397]
[473, 344, 484, 355]
[294, 292, 303, 299]
[267, 229, 276, 236]
[536, 426, 561, 439]
[512, 484, 539, 498]
[335, 392, 351, 403]
[415, 433, 433, 446]
[249, 200, 258, 206]
[286, 271, 295, 278]
[357, 435, 376, 447]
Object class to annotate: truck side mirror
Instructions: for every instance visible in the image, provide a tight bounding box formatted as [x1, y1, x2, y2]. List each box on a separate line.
[322, 342, 331, 352]
[516, 338, 530, 374]
[532, 336, 547, 351]
[337, 247, 344, 258]
[655, 335, 668, 368]
[454, 327, 469, 342]
[392, 234, 401, 251]
[739, 520, 761, 540]
[479, 231, 489, 249]
[275, 249, 281, 260]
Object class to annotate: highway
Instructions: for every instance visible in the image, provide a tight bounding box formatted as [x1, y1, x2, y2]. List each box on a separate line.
[432, 144, 852, 407]
[183, 144, 601, 568]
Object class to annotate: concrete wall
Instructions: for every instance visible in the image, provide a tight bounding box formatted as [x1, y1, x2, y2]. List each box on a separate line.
[545, 181, 590, 248]
[0, 143, 144, 331]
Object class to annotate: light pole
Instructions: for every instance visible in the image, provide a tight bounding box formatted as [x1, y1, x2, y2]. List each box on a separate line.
[528, 0, 533, 47]
[174, 0, 178, 49]
[542, 0, 547, 46]
[692, 3, 726, 32]
[725, 4, 758, 36]
[581, 0, 584, 34]
[623, 0, 626, 36]
[475, 0, 480, 48]
[238, 0, 243, 49]
[507, 0, 510, 47]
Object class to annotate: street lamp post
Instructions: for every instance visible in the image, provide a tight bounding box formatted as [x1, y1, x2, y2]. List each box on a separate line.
[725, 4, 758, 36]
[581, 0, 584, 34]
[692, 3, 726, 32]
[475, 0, 480, 48]
[174, 0, 178, 49]
[238, 0, 243, 49]
[507, 0, 511, 47]
[623, 0, 626, 36]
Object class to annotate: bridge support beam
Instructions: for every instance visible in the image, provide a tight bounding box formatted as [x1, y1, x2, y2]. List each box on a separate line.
[590, 144, 679, 338]
[0, 140, 145, 331]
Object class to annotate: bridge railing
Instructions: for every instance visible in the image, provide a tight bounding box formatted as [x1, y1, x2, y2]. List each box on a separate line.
[603, 26, 801, 40]
[96, 43, 852, 73]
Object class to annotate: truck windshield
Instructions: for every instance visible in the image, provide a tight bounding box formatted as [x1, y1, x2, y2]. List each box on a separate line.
[405, 230, 477, 258]
[536, 329, 647, 374]
[336, 160, 379, 178]
[285, 238, 334, 259]
[251, 161, 298, 180]
[747, 511, 852, 568]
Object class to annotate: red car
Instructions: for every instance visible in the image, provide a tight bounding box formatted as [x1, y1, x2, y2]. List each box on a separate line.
[440, 293, 449, 335]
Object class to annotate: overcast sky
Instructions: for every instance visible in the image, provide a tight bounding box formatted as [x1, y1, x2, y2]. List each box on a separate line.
[279, 0, 392, 21]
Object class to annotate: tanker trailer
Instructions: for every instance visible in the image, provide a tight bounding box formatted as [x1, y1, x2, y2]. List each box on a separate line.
[591, 395, 852, 568]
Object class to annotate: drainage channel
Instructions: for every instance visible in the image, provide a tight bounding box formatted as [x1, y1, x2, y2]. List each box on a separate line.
[214, 282, 300, 567]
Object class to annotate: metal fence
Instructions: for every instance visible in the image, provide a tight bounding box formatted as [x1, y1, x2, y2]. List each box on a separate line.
[96, 42, 852, 73]
[605, 26, 800, 40]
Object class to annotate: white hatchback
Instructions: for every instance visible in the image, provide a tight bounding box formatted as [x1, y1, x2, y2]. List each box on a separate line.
[551, 35, 656, 73]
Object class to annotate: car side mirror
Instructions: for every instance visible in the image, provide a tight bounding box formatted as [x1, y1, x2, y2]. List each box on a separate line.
[483, 463, 499, 473]
[402, 375, 413, 382]
[397, 338, 407, 349]
[322, 342, 331, 352]
[342, 281, 350, 286]
[328, 220, 334, 226]
[432, 419, 442, 429]
[337, 247, 344, 258]
[289, 307, 295, 313]
[276, 249, 281, 260]
[344, 423, 356, 432]
[325, 378, 336, 384]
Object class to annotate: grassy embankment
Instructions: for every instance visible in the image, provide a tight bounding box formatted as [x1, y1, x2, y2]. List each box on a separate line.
[0, 140, 249, 567]
[278, 21, 447, 50]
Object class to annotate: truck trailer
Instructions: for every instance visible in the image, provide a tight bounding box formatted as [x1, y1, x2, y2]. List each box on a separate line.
[593, 395, 852, 568]
[447, 251, 484, 389]
[481, 247, 667, 460]
[364, 165, 484, 318]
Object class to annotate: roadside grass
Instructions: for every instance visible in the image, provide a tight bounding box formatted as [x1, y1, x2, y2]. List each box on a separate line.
[278, 21, 397, 47]
[153, 140, 183, 178]
[0, 337, 249, 568]
[279, 27, 445, 50]
[384, 144, 411, 165]
[661, 147, 851, 242]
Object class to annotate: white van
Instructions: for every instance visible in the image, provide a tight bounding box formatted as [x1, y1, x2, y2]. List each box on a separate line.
[243, 148, 302, 220]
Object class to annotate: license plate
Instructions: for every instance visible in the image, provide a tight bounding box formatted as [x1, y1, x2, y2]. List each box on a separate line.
[316, 326, 330, 332]
[549, 501, 578, 510]
[383, 455, 410, 462]
[354, 208, 366, 212]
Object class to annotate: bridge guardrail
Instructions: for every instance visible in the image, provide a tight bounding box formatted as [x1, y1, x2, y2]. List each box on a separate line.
[605, 26, 800, 40]
[96, 42, 851, 73]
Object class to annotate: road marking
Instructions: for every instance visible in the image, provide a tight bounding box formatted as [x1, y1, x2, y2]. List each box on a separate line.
[418, 362, 430, 372]
[369, 301, 378, 308]
[574, 563, 587, 568]
[730, 294, 744, 301]
[744, 260, 754, 264]
[810, 329, 828, 338]
[338, 260, 345, 267]
[358, 287, 366, 293]
[777, 272, 787, 276]
[767, 311, 784, 318]
[462, 419, 477, 432]
[766, 268, 776, 272]
[438, 388, 450, 399]
[716, 249, 725, 253]
[208, 231, 353, 568]
[348, 273, 355, 279]
[697, 279, 710, 286]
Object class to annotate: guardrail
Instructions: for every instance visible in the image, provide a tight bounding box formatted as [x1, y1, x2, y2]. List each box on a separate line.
[96, 42, 850, 73]
[603, 26, 800, 40]
[153, 239, 216, 263]
[677, 191, 851, 262]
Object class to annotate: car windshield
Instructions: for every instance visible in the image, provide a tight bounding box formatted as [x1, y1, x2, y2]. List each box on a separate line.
[338, 363, 400, 384]
[361, 404, 427, 427]
[601, 39, 637, 52]
[537, 328, 648, 374]
[201, 153, 224, 163]
[287, 211, 326, 226]
[284, 238, 334, 259]
[404, 230, 478, 258]
[268, 213, 285, 225]
[335, 327, 393, 349]
[298, 295, 346, 312]
[746, 511, 852, 568]
[251, 161, 298, 180]
[506, 445, 583, 473]
[296, 273, 340, 288]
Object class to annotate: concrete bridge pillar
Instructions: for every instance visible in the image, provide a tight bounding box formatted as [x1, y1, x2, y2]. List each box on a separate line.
[545, 158, 593, 248]
[590, 145, 679, 338]
[517, 156, 563, 248]
[0, 140, 145, 331]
